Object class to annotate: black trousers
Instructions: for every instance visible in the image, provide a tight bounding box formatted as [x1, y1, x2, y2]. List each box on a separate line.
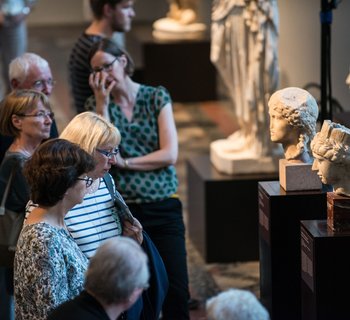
[128, 198, 190, 320]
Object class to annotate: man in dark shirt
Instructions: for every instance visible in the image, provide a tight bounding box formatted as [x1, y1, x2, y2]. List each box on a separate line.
[48, 237, 149, 320]
[68, 0, 135, 114]
[0, 52, 58, 164]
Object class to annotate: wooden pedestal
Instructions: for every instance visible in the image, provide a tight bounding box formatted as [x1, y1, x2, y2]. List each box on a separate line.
[258, 181, 327, 320]
[187, 154, 278, 263]
[301, 220, 350, 320]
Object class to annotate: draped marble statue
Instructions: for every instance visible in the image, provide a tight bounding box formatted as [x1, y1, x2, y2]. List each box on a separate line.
[153, 0, 206, 40]
[210, 0, 281, 174]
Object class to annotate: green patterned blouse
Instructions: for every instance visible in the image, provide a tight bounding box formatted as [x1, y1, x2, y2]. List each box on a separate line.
[85, 85, 178, 203]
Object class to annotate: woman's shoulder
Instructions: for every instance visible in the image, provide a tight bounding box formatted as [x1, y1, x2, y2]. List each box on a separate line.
[20, 223, 67, 249]
[0, 152, 27, 169]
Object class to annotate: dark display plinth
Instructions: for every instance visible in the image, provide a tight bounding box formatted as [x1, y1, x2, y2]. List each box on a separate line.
[258, 181, 327, 320]
[187, 154, 278, 263]
[143, 38, 217, 102]
[301, 220, 350, 320]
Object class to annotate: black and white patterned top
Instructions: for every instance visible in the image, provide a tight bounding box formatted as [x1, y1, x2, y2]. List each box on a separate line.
[14, 222, 88, 320]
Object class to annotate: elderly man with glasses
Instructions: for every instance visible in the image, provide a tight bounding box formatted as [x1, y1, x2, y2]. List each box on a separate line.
[0, 52, 59, 164]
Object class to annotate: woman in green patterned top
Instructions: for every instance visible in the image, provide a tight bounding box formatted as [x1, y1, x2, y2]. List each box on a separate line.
[85, 38, 190, 320]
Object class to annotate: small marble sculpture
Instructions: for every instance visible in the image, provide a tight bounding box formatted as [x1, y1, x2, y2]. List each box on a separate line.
[152, 0, 206, 40]
[268, 87, 319, 163]
[311, 120, 350, 197]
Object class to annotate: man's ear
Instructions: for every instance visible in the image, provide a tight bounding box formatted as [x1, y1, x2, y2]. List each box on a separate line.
[11, 78, 19, 90]
[103, 3, 114, 18]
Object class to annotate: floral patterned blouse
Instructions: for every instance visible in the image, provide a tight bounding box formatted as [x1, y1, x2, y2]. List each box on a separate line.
[14, 223, 88, 320]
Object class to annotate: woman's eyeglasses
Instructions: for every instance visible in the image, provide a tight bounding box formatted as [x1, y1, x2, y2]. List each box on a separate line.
[16, 111, 55, 119]
[76, 176, 94, 188]
[91, 57, 118, 73]
[96, 147, 119, 159]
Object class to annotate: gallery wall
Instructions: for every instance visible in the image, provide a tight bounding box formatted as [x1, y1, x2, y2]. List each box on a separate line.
[27, 0, 349, 110]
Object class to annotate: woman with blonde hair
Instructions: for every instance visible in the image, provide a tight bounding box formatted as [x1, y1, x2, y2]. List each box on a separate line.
[59, 111, 167, 320]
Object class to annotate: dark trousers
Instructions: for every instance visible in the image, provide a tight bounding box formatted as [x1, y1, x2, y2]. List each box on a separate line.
[128, 198, 190, 320]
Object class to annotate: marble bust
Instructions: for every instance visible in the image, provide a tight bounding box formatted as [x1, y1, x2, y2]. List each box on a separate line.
[311, 120, 350, 197]
[268, 87, 319, 163]
[152, 0, 206, 40]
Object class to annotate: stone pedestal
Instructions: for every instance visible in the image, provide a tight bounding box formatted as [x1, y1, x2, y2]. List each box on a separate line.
[258, 181, 327, 320]
[301, 220, 350, 320]
[210, 139, 280, 175]
[327, 192, 350, 231]
[279, 159, 322, 191]
[187, 154, 278, 262]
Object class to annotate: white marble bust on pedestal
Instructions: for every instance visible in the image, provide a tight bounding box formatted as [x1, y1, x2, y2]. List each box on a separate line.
[268, 87, 321, 191]
[311, 120, 350, 197]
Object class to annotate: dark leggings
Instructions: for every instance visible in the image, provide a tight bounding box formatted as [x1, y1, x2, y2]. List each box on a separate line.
[128, 198, 190, 320]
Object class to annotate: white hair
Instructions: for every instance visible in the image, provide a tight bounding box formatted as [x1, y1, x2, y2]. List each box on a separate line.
[85, 236, 149, 304]
[8, 52, 49, 84]
[206, 289, 270, 320]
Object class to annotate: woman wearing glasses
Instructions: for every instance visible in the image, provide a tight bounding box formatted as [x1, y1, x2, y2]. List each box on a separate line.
[60, 111, 143, 259]
[0, 89, 53, 320]
[60, 111, 167, 320]
[86, 38, 190, 320]
[14, 138, 95, 320]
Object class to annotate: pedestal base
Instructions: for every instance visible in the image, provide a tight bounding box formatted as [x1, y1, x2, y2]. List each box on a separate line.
[301, 220, 350, 320]
[258, 181, 327, 320]
[187, 154, 278, 262]
[279, 159, 322, 191]
[210, 139, 280, 175]
[327, 192, 350, 231]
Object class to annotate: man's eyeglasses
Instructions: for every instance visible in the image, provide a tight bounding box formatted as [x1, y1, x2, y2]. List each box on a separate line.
[96, 147, 119, 159]
[91, 57, 118, 73]
[76, 176, 94, 188]
[32, 79, 56, 90]
[16, 111, 55, 119]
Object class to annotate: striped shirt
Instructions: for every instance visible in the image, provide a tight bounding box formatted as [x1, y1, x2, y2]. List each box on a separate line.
[68, 33, 103, 114]
[65, 178, 122, 259]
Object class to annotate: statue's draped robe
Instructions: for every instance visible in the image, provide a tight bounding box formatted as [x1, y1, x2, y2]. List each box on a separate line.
[211, 0, 279, 156]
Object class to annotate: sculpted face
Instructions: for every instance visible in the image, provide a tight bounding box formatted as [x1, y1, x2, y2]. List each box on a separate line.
[269, 108, 299, 144]
[312, 155, 340, 185]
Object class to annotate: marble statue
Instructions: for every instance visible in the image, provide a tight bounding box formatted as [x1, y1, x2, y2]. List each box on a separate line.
[268, 87, 319, 163]
[210, 0, 280, 174]
[311, 120, 350, 197]
[153, 0, 206, 40]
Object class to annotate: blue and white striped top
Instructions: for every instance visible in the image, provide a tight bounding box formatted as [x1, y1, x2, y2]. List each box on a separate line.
[65, 177, 122, 259]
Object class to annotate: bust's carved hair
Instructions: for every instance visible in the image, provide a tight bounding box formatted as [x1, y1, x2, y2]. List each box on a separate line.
[311, 120, 350, 164]
[268, 87, 319, 159]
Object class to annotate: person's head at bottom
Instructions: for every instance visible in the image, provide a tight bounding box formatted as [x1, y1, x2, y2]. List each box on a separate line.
[86, 236, 149, 313]
[206, 288, 270, 320]
[49, 236, 149, 320]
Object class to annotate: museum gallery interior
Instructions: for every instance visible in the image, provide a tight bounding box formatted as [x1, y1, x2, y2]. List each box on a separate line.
[0, 0, 350, 319]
